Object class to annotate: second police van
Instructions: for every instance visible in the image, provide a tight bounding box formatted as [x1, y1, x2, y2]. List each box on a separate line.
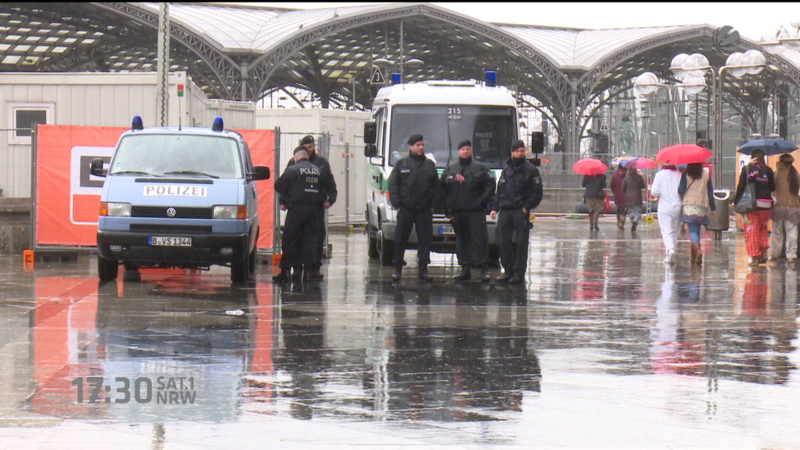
[363, 71, 530, 265]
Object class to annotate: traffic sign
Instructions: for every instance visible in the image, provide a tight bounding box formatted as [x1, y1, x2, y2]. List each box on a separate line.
[370, 67, 386, 85]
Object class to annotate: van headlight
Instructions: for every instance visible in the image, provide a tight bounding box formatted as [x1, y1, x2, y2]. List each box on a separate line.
[100, 202, 131, 217]
[213, 205, 246, 219]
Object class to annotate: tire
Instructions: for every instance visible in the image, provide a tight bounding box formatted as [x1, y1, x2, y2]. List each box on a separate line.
[98, 256, 119, 282]
[377, 228, 394, 266]
[231, 252, 249, 283]
[368, 227, 379, 259]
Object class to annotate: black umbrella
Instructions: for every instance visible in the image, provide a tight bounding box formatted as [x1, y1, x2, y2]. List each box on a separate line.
[737, 138, 797, 156]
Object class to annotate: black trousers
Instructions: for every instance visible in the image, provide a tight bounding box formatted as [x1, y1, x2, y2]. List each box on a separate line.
[281, 205, 318, 272]
[394, 207, 432, 269]
[311, 207, 325, 271]
[496, 207, 530, 276]
[452, 209, 489, 267]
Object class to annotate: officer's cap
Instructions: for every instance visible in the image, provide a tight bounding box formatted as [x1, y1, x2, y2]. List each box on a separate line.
[510, 140, 525, 152]
[457, 139, 471, 150]
[408, 134, 423, 145]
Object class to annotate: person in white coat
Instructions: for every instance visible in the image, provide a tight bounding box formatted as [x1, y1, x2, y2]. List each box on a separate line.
[650, 164, 684, 265]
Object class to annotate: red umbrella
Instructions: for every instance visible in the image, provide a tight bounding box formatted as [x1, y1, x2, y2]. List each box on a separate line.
[572, 158, 608, 176]
[655, 144, 712, 165]
[622, 157, 658, 169]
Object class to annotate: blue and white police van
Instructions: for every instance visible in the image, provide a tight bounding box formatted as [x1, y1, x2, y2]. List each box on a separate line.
[91, 116, 270, 283]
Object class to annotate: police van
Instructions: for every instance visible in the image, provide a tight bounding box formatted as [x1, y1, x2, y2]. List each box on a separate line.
[91, 116, 270, 283]
[363, 72, 525, 265]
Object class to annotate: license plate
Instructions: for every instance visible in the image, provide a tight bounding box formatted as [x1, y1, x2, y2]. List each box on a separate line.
[439, 224, 455, 235]
[149, 236, 192, 247]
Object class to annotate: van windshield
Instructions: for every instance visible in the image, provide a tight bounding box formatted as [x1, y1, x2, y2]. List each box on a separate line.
[389, 105, 516, 169]
[109, 134, 242, 178]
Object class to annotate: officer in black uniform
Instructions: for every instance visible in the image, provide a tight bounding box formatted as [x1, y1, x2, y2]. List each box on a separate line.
[490, 140, 543, 284]
[441, 139, 495, 282]
[273, 147, 325, 282]
[280, 135, 337, 280]
[387, 134, 439, 282]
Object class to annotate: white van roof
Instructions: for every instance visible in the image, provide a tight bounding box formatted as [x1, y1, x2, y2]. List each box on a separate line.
[373, 81, 517, 107]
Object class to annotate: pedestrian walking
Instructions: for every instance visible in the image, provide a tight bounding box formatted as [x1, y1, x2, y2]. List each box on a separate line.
[609, 163, 628, 229]
[490, 140, 543, 284]
[441, 139, 495, 282]
[582, 172, 606, 231]
[768, 153, 799, 264]
[622, 167, 646, 232]
[678, 163, 716, 267]
[650, 164, 683, 265]
[388, 134, 440, 282]
[273, 148, 326, 282]
[279, 135, 337, 280]
[734, 149, 775, 266]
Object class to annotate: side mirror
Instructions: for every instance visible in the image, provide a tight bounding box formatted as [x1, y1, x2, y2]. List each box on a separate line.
[364, 144, 378, 157]
[363, 121, 377, 144]
[90, 158, 107, 177]
[531, 131, 544, 154]
[250, 165, 270, 180]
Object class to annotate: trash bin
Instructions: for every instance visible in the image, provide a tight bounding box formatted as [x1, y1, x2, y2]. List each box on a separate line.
[708, 189, 730, 239]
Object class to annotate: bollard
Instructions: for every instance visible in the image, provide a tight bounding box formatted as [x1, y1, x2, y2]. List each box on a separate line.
[22, 249, 34, 270]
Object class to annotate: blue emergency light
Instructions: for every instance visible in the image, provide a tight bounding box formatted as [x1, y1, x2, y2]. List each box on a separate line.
[391, 72, 401, 85]
[212, 116, 224, 132]
[131, 115, 143, 131]
[485, 70, 497, 87]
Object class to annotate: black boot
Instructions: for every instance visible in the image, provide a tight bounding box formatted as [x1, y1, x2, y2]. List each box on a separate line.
[454, 265, 470, 281]
[272, 269, 290, 282]
[290, 267, 303, 281]
[306, 267, 324, 280]
[392, 266, 401, 282]
[480, 265, 490, 283]
[418, 266, 432, 282]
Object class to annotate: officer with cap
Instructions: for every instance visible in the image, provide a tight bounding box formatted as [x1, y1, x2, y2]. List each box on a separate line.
[279, 135, 337, 280]
[387, 133, 439, 282]
[273, 147, 326, 282]
[490, 140, 543, 284]
[441, 139, 495, 282]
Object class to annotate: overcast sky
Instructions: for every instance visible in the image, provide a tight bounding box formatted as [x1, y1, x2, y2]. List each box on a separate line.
[254, 2, 791, 42]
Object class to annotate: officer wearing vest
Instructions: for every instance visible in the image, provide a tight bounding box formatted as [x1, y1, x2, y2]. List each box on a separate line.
[441, 139, 495, 282]
[490, 140, 543, 284]
[279, 135, 337, 280]
[273, 147, 325, 282]
[387, 133, 439, 282]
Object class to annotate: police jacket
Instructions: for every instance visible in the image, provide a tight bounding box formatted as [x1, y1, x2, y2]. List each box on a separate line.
[441, 157, 495, 211]
[388, 153, 439, 210]
[493, 158, 543, 211]
[281, 152, 337, 206]
[274, 159, 325, 208]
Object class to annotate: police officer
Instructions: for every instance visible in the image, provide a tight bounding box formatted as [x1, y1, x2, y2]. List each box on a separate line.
[490, 140, 543, 284]
[387, 133, 439, 282]
[441, 139, 495, 282]
[280, 135, 337, 280]
[273, 147, 325, 282]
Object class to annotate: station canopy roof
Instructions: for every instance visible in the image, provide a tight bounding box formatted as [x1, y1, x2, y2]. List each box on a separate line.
[2, 2, 799, 113]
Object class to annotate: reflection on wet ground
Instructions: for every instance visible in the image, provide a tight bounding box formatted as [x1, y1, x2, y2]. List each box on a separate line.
[1, 217, 799, 447]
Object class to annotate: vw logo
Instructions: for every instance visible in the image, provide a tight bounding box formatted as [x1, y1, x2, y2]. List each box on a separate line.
[166, 207, 177, 217]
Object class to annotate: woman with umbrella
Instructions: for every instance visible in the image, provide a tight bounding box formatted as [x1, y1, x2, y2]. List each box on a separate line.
[574, 159, 607, 231]
[678, 163, 716, 267]
[768, 153, 800, 265]
[622, 165, 646, 232]
[733, 149, 775, 266]
[650, 163, 683, 265]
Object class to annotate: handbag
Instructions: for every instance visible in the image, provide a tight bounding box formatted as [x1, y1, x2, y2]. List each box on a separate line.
[603, 192, 611, 212]
[734, 178, 757, 214]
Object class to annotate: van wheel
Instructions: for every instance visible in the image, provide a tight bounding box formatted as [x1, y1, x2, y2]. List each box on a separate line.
[376, 229, 394, 266]
[98, 256, 119, 282]
[368, 227, 379, 259]
[231, 253, 249, 283]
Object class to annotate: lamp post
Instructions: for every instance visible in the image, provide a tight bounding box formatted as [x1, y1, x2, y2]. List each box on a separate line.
[633, 72, 672, 151]
[633, 72, 706, 149]
[669, 50, 766, 187]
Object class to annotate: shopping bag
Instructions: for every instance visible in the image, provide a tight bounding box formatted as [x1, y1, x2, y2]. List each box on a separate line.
[603, 192, 611, 213]
[734, 180, 756, 214]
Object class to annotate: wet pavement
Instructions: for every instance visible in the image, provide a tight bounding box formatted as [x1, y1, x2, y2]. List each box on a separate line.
[0, 215, 799, 448]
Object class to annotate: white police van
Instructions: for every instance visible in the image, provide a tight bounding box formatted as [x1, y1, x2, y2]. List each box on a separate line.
[91, 116, 270, 283]
[363, 72, 525, 265]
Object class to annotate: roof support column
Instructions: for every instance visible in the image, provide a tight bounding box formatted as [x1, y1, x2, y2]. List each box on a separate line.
[241, 62, 249, 101]
[156, 2, 170, 126]
[567, 80, 580, 154]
